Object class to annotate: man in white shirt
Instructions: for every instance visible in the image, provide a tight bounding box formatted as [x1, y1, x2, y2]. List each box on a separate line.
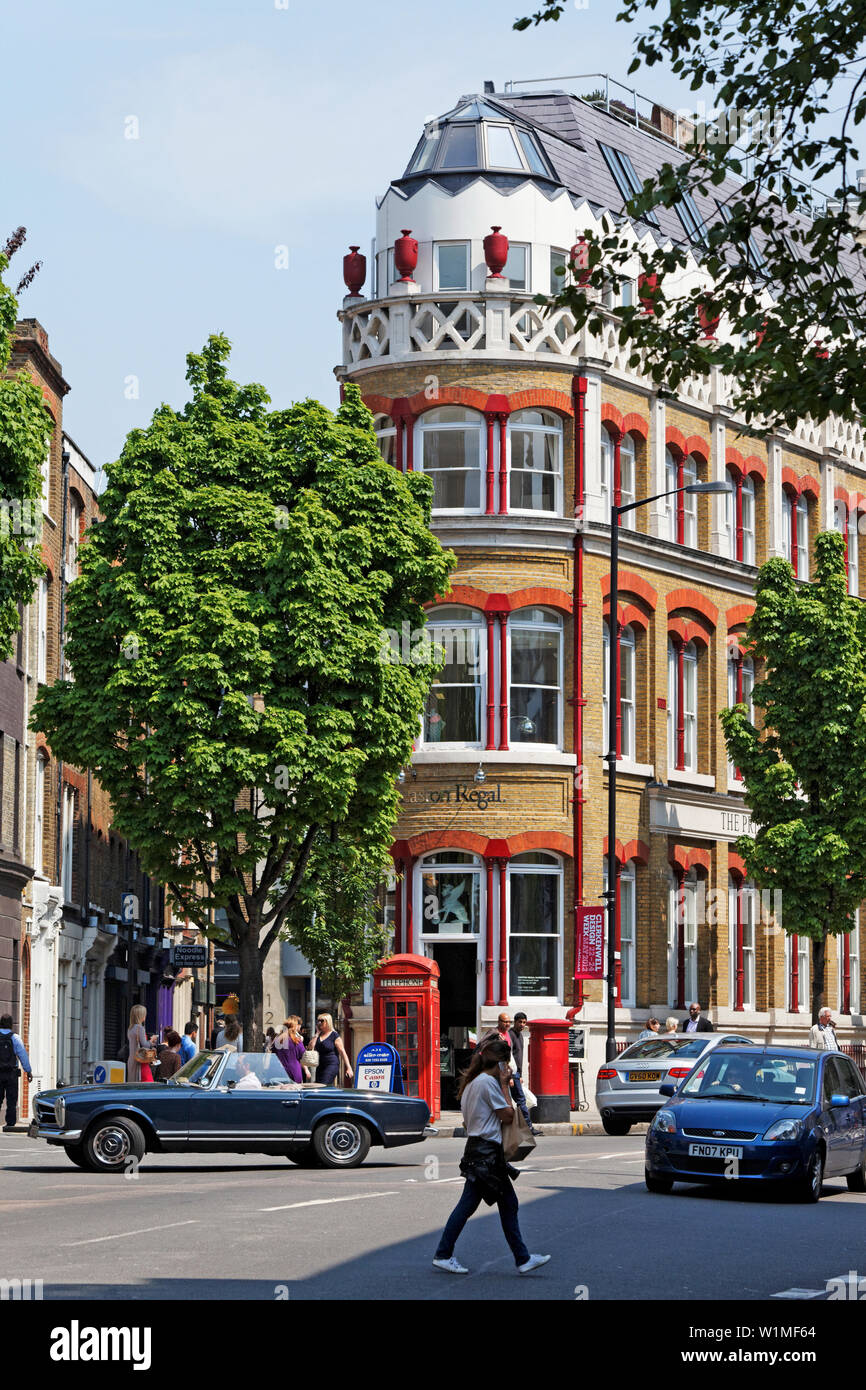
[809, 1008, 840, 1050]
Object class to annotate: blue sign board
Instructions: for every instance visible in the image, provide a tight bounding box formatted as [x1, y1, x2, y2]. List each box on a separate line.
[355, 1042, 404, 1095]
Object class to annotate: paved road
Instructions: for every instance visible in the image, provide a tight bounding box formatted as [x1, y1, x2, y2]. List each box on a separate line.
[2, 1132, 865, 1300]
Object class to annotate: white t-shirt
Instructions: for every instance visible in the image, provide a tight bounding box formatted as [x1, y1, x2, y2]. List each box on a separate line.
[461, 1072, 510, 1141]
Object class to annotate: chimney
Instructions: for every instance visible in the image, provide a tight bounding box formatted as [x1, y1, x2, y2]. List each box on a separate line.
[484, 80, 495, 94]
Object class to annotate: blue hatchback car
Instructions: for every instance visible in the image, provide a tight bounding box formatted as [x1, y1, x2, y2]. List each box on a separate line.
[645, 1046, 866, 1203]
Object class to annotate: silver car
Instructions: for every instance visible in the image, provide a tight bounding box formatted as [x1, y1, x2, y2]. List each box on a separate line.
[596, 1033, 753, 1135]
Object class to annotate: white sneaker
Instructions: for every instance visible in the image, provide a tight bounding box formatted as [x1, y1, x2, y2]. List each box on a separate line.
[518, 1254, 551, 1275]
[432, 1256, 469, 1275]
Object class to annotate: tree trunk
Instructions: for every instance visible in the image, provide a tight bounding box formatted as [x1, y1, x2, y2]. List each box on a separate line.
[811, 931, 828, 1025]
[238, 930, 264, 1053]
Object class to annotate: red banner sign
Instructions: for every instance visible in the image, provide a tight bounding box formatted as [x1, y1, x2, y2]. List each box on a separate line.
[574, 906, 606, 979]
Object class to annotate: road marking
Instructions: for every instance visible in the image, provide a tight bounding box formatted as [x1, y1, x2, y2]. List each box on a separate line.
[262, 1190, 400, 1212]
[771, 1288, 827, 1300]
[62, 1219, 198, 1247]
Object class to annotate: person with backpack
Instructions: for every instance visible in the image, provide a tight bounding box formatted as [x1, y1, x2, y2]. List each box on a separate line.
[0, 1014, 32, 1132]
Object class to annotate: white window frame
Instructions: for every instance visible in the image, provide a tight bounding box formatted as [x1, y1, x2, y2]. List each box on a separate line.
[620, 624, 636, 761]
[796, 495, 810, 579]
[664, 449, 678, 540]
[373, 414, 397, 467]
[549, 247, 567, 295]
[503, 241, 529, 290]
[741, 475, 756, 565]
[507, 851, 563, 1003]
[416, 407, 485, 515]
[839, 910, 861, 1014]
[786, 933, 810, 1012]
[682, 454, 698, 548]
[849, 510, 860, 596]
[508, 607, 563, 750]
[421, 606, 484, 750]
[507, 409, 562, 516]
[781, 491, 793, 562]
[683, 641, 698, 771]
[619, 432, 636, 528]
[61, 784, 75, 903]
[728, 876, 756, 1011]
[33, 755, 45, 878]
[418, 851, 483, 938]
[667, 870, 698, 1007]
[601, 428, 614, 516]
[723, 476, 736, 559]
[434, 241, 470, 292]
[37, 577, 48, 685]
[619, 860, 636, 1007]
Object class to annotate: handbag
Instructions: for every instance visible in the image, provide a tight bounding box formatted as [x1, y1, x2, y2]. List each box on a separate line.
[302, 1050, 318, 1068]
[523, 1083, 538, 1111]
[502, 1106, 536, 1162]
[135, 1047, 156, 1066]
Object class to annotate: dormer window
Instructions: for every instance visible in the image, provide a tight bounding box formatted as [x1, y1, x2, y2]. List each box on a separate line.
[404, 111, 554, 178]
[440, 124, 479, 169]
[486, 124, 523, 169]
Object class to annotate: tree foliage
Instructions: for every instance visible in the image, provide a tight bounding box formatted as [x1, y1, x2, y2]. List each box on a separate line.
[720, 531, 866, 1020]
[0, 229, 50, 661]
[32, 337, 453, 1045]
[514, 0, 866, 430]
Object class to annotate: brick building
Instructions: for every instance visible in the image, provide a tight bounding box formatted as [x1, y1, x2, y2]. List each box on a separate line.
[334, 82, 866, 1089]
[8, 321, 182, 1097]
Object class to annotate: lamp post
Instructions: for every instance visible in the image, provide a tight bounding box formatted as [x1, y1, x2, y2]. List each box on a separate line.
[604, 479, 731, 1062]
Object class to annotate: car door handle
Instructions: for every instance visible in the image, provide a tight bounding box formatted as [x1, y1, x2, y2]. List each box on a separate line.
[281, 1100, 300, 1107]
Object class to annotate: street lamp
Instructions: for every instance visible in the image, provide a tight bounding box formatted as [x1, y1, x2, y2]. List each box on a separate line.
[604, 478, 731, 1062]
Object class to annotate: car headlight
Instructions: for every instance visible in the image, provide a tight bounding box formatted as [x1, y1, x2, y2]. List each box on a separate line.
[53, 1096, 66, 1128]
[651, 1108, 677, 1134]
[763, 1117, 804, 1142]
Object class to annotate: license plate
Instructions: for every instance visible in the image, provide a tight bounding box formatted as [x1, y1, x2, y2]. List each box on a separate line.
[628, 1071, 661, 1083]
[688, 1143, 743, 1159]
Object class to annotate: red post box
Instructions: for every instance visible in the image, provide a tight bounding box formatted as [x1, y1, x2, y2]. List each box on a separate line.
[527, 1017, 572, 1123]
[373, 953, 441, 1120]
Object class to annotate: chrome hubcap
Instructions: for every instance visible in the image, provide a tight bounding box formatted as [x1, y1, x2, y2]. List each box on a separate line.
[812, 1155, 823, 1195]
[93, 1126, 131, 1165]
[323, 1122, 361, 1161]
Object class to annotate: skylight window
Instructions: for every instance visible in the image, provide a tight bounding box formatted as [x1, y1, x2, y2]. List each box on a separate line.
[440, 124, 479, 168]
[518, 128, 551, 177]
[675, 190, 708, 246]
[715, 200, 766, 272]
[599, 143, 659, 227]
[487, 125, 523, 169]
[403, 114, 556, 179]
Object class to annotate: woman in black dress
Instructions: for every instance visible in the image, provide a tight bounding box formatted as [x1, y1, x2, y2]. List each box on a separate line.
[313, 1013, 354, 1086]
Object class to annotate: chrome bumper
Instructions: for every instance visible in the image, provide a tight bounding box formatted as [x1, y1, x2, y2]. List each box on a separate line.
[424, 1124, 439, 1137]
[28, 1120, 82, 1143]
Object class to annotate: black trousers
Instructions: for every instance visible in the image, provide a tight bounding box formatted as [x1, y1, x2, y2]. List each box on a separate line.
[0, 1071, 19, 1126]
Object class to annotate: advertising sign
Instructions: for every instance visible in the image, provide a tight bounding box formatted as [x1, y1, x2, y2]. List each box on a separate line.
[174, 945, 208, 969]
[574, 906, 606, 979]
[355, 1042, 404, 1094]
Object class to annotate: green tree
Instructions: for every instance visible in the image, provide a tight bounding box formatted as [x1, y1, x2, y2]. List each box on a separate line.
[33, 336, 453, 1048]
[513, 1, 866, 430]
[283, 836, 389, 1022]
[0, 228, 51, 660]
[720, 531, 866, 1021]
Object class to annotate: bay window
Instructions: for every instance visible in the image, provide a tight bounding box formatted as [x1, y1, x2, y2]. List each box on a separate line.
[373, 414, 397, 467]
[422, 606, 483, 746]
[508, 851, 561, 998]
[417, 407, 484, 512]
[509, 607, 562, 746]
[508, 409, 562, 514]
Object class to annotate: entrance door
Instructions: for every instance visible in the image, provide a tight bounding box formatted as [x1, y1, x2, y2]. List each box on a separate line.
[428, 943, 477, 1109]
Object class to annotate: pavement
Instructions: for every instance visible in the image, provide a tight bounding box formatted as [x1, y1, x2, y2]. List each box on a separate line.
[433, 1106, 647, 1137]
[4, 1127, 866, 1301]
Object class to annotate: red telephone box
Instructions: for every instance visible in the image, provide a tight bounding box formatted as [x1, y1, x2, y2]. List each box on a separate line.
[373, 953, 441, 1120]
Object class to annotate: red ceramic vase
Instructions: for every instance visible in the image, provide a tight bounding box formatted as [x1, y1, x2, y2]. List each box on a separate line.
[570, 236, 590, 285]
[394, 229, 419, 281]
[697, 302, 720, 338]
[483, 225, 509, 278]
[343, 245, 366, 297]
[638, 271, 659, 313]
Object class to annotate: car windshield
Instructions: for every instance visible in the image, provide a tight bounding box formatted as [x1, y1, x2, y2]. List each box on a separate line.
[170, 1052, 224, 1088]
[620, 1038, 707, 1060]
[221, 1052, 302, 1089]
[680, 1053, 817, 1103]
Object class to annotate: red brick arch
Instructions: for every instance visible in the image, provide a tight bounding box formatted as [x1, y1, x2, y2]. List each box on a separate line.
[728, 852, 747, 879]
[603, 837, 650, 865]
[600, 571, 658, 611]
[666, 588, 718, 629]
[508, 389, 574, 417]
[800, 474, 820, 500]
[782, 467, 820, 500]
[406, 385, 491, 417]
[726, 603, 754, 631]
[507, 586, 573, 615]
[669, 845, 711, 874]
[725, 448, 767, 482]
[427, 585, 490, 613]
[407, 830, 489, 859]
[360, 393, 394, 418]
[601, 404, 650, 440]
[507, 832, 573, 858]
[665, 427, 710, 462]
[619, 603, 650, 632]
[668, 616, 712, 648]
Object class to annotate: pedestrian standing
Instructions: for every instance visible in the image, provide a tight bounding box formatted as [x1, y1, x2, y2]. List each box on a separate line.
[216, 1020, 241, 1051]
[127, 1005, 156, 1083]
[158, 1031, 183, 1081]
[432, 1039, 550, 1277]
[683, 1003, 714, 1033]
[638, 1017, 661, 1041]
[664, 1016, 679, 1035]
[264, 1027, 277, 1052]
[313, 1013, 354, 1086]
[179, 1022, 198, 1064]
[508, 1012, 539, 1135]
[0, 1014, 32, 1131]
[273, 1017, 308, 1082]
[809, 1007, 840, 1050]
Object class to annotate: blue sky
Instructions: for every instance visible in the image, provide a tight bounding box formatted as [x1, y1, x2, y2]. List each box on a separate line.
[2, 0, 704, 471]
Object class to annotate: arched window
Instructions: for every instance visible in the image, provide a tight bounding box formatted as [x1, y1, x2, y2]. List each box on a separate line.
[726, 645, 754, 780]
[839, 910, 861, 1014]
[668, 638, 698, 772]
[664, 448, 678, 539]
[724, 469, 757, 563]
[786, 933, 809, 1012]
[508, 851, 562, 999]
[509, 607, 562, 747]
[619, 432, 636, 522]
[603, 621, 636, 761]
[422, 606, 483, 747]
[417, 407, 484, 512]
[741, 475, 756, 564]
[604, 857, 638, 1007]
[420, 851, 482, 935]
[796, 495, 810, 579]
[508, 410, 562, 515]
[373, 414, 397, 467]
[664, 449, 700, 545]
[781, 489, 794, 563]
[835, 500, 860, 596]
[728, 874, 756, 1010]
[601, 428, 614, 514]
[667, 867, 699, 1007]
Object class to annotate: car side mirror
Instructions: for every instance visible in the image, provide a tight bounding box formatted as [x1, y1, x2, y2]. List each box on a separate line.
[659, 1083, 675, 1097]
[830, 1093, 851, 1107]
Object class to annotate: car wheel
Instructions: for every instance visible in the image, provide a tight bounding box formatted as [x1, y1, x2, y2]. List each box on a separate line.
[796, 1148, 824, 1203]
[312, 1118, 371, 1169]
[82, 1117, 146, 1174]
[286, 1146, 320, 1167]
[602, 1117, 632, 1137]
[65, 1145, 90, 1169]
[645, 1168, 674, 1194]
[846, 1152, 866, 1192]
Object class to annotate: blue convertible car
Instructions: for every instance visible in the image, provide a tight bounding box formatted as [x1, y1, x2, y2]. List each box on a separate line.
[29, 1050, 433, 1173]
[645, 1045, 866, 1202]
